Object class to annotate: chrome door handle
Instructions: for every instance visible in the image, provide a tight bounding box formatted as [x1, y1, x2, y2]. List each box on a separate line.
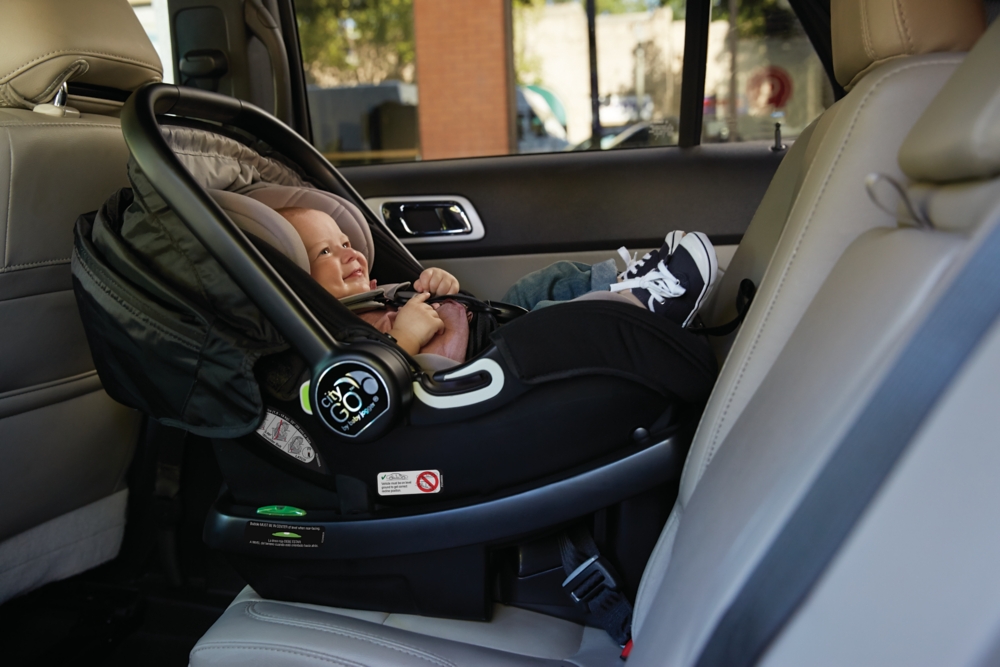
[380, 200, 473, 237]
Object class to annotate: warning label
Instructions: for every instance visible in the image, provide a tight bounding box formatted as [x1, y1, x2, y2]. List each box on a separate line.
[256, 410, 321, 470]
[245, 520, 324, 548]
[377, 470, 442, 496]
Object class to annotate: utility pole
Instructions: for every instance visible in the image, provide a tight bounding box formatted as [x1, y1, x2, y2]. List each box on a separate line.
[587, 0, 602, 145]
[727, 0, 740, 141]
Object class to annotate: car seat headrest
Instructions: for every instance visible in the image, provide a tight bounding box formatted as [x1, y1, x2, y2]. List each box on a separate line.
[206, 185, 375, 276]
[208, 189, 311, 273]
[0, 0, 163, 115]
[832, 0, 986, 91]
[243, 185, 374, 268]
[898, 19, 1000, 184]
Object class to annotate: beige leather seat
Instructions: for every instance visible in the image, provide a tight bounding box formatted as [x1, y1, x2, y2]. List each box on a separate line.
[0, 0, 162, 603]
[189, 2, 993, 665]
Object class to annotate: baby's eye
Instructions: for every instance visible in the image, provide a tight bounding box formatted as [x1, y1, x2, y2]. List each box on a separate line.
[319, 248, 330, 256]
[342, 242, 351, 248]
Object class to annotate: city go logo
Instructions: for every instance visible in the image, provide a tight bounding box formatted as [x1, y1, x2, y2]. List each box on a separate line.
[315, 363, 389, 437]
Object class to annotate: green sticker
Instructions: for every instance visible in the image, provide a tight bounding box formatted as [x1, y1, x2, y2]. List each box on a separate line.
[300, 381, 312, 414]
[272, 531, 301, 539]
[256, 505, 307, 517]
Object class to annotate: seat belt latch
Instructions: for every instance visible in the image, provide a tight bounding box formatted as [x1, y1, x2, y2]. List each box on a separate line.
[561, 554, 621, 604]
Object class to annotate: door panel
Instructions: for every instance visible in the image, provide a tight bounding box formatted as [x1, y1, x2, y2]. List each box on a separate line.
[342, 141, 783, 263]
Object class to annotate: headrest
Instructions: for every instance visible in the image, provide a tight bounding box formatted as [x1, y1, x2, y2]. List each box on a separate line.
[208, 186, 375, 276]
[898, 19, 1000, 183]
[832, 0, 986, 90]
[244, 185, 375, 268]
[208, 189, 311, 273]
[0, 0, 162, 114]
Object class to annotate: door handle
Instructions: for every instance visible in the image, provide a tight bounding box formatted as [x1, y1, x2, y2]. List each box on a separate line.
[381, 201, 474, 237]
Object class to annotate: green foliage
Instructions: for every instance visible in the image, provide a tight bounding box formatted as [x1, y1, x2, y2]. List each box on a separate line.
[711, 0, 797, 37]
[295, 0, 415, 86]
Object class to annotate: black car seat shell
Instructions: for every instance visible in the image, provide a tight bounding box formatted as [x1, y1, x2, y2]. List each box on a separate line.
[0, 0, 162, 603]
[187, 8, 1000, 667]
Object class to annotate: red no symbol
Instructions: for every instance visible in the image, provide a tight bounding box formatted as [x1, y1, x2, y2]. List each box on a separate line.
[417, 471, 439, 493]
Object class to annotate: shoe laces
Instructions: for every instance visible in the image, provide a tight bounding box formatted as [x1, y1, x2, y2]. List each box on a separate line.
[611, 258, 686, 301]
[617, 246, 653, 280]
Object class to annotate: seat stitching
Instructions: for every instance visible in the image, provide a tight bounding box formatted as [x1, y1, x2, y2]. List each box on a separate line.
[860, 0, 877, 61]
[5, 128, 12, 268]
[695, 57, 962, 487]
[246, 603, 457, 667]
[1, 50, 161, 80]
[894, 0, 914, 52]
[0, 123, 121, 129]
[0, 258, 70, 272]
[190, 643, 369, 667]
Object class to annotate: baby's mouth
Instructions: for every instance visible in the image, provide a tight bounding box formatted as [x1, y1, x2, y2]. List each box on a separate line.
[344, 268, 365, 281]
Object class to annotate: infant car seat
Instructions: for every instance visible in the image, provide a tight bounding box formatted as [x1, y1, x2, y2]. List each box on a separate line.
[71, 84, 717, 628]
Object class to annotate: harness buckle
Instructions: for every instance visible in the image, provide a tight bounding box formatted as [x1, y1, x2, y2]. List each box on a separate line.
[561, 554, 621, 605]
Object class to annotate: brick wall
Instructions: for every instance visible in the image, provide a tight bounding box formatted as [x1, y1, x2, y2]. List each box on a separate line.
[413, 0, 514, 160]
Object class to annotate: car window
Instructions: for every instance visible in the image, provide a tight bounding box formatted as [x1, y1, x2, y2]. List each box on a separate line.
[702, 0, 833, 144]
[129, 0, 174, 83]
[293, 0, 831, 166]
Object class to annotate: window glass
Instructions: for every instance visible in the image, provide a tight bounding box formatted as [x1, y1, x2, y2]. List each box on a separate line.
[295, 0, 689, 165]
[515, 0, 686, 153]
[129, 0, 174, 83]
[702, 0, 833, 144]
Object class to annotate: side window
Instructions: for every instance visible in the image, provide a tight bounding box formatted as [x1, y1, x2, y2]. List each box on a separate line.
[129, 0, 174, 83]
[293, 0, 832, 165]
[703, 0, 833, 143]
[514, 0, 687, 153]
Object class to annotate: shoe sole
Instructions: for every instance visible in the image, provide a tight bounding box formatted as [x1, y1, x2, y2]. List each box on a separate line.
[678, 232, 718, 327]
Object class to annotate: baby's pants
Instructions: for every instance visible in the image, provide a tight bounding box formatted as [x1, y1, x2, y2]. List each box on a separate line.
[501, 259, 619, 311]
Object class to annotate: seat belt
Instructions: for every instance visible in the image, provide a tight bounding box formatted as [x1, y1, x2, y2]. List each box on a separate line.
[694, 212, 1000, 667]
[559, 524, 633, 645]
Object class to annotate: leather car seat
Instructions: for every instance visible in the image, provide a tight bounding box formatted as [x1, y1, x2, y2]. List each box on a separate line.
[636, 0, 987, 629]
[188, 1, 993, 665]
[0, 0, 162, 602]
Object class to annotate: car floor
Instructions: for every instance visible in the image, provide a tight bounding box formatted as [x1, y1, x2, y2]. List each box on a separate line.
[0, 433, 244, 666]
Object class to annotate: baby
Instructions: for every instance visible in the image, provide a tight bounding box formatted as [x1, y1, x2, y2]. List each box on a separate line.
[276, 207, 718, 360]
[276, 207, 464, 358]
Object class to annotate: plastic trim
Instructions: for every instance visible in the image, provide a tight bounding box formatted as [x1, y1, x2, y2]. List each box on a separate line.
[366, 195, 486, 244]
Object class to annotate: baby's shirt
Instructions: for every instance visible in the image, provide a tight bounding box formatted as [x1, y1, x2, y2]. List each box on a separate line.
[343, 282, 470, 363]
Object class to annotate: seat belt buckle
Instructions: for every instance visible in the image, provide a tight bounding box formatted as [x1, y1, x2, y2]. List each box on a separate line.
[561, 554, 621, 605]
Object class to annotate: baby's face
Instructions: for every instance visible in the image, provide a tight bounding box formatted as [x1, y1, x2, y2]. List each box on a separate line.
[280, 208, 370, 299]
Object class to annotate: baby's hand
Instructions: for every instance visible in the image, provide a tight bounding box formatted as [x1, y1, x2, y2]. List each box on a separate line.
[413, 267, 460, 296]
[390, 292, 445, 354]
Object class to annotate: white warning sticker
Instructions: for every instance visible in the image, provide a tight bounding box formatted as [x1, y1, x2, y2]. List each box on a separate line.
[377, 470, 442, 496]
[257, 410, 316, 464]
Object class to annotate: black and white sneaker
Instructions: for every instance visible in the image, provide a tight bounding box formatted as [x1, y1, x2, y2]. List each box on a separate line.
[617, 230, 686, 281]
[613, 231, 718, 327]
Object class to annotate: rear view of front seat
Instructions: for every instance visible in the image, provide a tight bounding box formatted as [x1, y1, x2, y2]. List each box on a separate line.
[0, 0, 162, 602]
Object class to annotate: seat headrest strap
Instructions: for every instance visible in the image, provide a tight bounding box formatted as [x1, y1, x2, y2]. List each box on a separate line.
[0, 0, 162, 114]
[898, 19, 1000, 183]
[832, 0, 986, 90]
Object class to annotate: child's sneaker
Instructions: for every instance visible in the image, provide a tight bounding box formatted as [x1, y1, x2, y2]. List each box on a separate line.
[613, 232, 718, 327]
[617, 230, 686, 281]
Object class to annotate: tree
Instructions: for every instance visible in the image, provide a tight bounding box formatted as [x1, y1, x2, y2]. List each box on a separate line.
[295, 0, 415, 86]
